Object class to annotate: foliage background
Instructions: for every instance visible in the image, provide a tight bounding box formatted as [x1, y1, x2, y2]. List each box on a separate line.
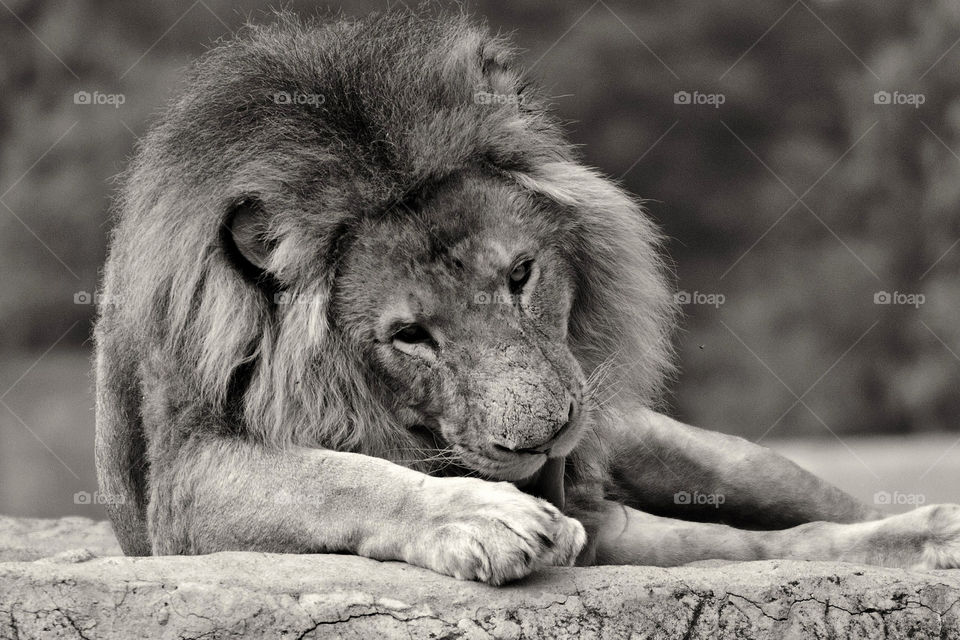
[1, 0, 959, 517]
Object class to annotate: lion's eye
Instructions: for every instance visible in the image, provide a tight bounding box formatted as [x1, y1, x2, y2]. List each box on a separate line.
[508, 259, 533, 294]
[391, 323, 435, 346]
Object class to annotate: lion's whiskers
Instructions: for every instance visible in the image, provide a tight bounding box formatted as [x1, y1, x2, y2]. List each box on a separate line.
[386, 445, 465, 474]
[584, 349, 628, 409]
[584, 345, 660, 411]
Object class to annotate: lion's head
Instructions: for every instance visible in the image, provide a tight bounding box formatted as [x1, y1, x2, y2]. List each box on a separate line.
[329, 172, 588, 480]
[109, 11, 676, 485]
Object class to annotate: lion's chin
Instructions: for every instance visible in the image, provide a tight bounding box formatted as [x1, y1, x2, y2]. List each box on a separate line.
[455, 448, 548, 482]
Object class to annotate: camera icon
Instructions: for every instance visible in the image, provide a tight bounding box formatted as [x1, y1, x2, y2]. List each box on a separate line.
[73, 491, 92, 505]
[74, 291, 93, 305]
[273, 91, 292, 105]
[674, 291, 691, 304]
[873, 90, 891, 105]
[673, 90, 691, 105]
[873, 490, 891, 505]
[673, 491, 691, 505]
[474, 291, 491, 305]
[874, 291, 891, 304]
[73, 90, 91, 105]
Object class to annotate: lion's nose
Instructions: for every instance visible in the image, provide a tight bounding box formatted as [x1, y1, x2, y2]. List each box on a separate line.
[491, 401, 576, 454]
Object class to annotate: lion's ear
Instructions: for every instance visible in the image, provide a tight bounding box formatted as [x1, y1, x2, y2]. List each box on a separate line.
[439, 27, 521, 104]
[223, 196, 275, 276]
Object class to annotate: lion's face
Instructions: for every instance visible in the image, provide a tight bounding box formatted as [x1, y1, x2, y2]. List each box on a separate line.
[334, 174, 587, 480]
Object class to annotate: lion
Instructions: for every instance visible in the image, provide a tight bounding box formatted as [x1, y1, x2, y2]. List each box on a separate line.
[95, 10, 960, 584]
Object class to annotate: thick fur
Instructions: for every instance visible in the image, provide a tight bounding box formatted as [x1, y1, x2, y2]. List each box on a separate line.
[96, 10, 673, 555]
[97, 9, 960, 576]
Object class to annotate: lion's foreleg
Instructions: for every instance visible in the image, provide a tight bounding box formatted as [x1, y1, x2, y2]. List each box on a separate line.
[607, 408, 882, 528]
[149, 439, 423, 556]
[147, 437, 585, 584]
[592, 499, 960, 569]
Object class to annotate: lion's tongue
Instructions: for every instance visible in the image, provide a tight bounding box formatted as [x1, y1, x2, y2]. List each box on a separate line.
[522, 456, 566, 511]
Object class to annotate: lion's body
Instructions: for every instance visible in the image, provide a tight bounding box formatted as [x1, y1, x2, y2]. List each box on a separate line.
[96, 10, 960, 581]
[96, 10, 670, 555]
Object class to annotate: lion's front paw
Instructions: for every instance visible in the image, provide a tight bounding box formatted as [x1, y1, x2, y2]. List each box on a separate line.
[403, 477, 586, 585]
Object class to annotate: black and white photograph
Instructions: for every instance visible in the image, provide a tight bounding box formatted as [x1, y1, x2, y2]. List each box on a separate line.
[1, 1, 960, 637]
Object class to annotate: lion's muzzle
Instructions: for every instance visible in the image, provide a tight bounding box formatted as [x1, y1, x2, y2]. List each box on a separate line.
[462, 341, 580, 457]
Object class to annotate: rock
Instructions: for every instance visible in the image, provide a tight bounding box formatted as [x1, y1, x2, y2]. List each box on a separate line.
[1, 516, 959, 638]
[0, 516, 120, 562]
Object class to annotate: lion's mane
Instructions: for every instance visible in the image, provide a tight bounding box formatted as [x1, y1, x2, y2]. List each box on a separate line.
[100, 10, 675, 486]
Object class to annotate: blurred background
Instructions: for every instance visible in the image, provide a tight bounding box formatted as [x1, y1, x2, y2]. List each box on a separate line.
[1, 0, 958, 521]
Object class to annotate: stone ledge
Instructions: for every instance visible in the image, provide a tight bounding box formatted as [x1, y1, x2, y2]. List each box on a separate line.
[1, 516, 959, 639]
[0, 516, 121, 563]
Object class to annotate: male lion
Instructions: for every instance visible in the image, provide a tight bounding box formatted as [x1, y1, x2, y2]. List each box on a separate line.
[95, 10, 960, 584]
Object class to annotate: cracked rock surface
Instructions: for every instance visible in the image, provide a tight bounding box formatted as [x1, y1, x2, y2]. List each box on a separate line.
[1, 516, 959, 639]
